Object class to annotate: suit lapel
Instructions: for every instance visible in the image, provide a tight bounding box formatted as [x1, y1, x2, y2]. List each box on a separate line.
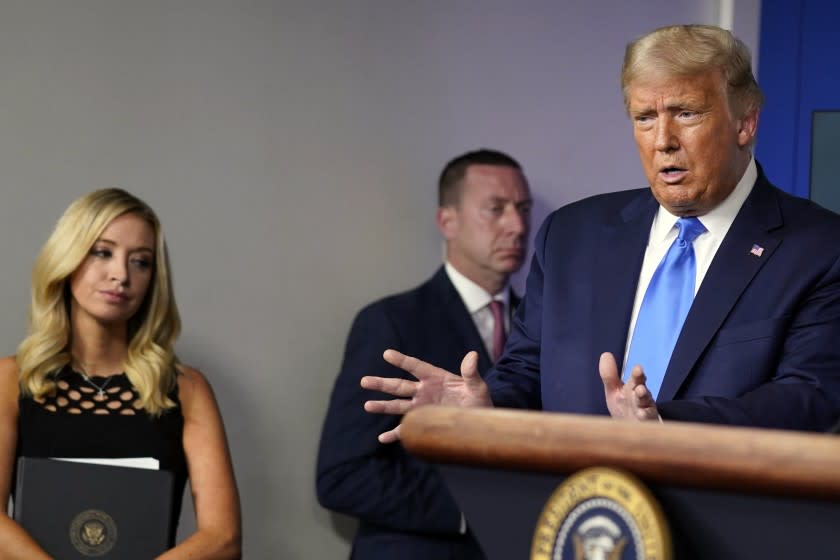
[430, 267, 493, 373]
[591, 192, 659, 363]
[510, 290, 521, 315]
[659, 175, 783, 400]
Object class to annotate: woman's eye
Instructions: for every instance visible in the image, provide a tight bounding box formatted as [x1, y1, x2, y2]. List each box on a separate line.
[91, 248, 111, 258]
[131, 258, 152, 270]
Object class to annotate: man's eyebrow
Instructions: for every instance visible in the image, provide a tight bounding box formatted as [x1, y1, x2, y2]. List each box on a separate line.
[664, 100, 701, 110]
[629, 105, 655, 115]
[487, 196, 533, 202]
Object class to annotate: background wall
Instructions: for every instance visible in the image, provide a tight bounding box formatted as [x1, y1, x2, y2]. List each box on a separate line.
[0, 1, 759, 556]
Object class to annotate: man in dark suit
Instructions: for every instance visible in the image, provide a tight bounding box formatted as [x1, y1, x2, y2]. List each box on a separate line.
[316, 149, 532, 559]
[363, 25, 840, 437]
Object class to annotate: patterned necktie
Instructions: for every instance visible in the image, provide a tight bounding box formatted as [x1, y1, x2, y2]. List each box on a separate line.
[624, 216, 706, 399]
[489, 300, 506, 362]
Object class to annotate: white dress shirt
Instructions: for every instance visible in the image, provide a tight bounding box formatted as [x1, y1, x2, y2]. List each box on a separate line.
[444, 262, 510, 360]
[444, 262, 511, 533]
[622, 158, 758, 370]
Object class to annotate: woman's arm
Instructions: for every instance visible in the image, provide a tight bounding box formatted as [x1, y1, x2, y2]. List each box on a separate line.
[0, 356, 52, 559]
[157, 366, 241, 560]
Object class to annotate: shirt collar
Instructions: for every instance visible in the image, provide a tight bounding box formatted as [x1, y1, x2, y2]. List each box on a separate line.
[444, 261, 510, 314]
[650, 157, 757, 244]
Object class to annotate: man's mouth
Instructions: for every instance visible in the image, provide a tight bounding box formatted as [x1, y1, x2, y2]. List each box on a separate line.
[496, 247, 524, 258]
[659, 166, 688, 183]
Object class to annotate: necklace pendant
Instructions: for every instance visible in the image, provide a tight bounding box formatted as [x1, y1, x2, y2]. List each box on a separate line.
[78, 369, 114, 398]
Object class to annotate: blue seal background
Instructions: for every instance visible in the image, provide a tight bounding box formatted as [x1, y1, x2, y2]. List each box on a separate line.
[553, 497, 643, 560]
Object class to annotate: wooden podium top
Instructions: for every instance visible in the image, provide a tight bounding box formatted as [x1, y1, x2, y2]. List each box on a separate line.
[401, 406, 840, 499]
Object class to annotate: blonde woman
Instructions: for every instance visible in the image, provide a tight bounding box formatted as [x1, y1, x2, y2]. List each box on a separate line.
[0, 188, 241, 558]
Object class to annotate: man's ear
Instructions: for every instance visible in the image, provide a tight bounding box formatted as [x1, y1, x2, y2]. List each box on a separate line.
[736, 108, 759, 147]
[437, 206, 458, 240]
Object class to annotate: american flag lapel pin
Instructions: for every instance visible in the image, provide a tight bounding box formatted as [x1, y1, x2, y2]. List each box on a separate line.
[750, 244, 764, 257]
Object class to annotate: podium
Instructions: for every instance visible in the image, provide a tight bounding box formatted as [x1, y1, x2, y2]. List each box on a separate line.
[401, 406, 840, 559]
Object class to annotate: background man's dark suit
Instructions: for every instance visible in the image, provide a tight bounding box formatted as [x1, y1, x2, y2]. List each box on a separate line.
[317, 268, 517, 559]
[488, 168, 840, 430]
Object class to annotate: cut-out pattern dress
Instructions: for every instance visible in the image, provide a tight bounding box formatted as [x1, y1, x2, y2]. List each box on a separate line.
[14, 366, 188, 546]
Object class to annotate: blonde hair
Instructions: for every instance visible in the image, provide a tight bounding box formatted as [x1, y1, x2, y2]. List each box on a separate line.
[621, 24, 764, 117]
[17, 188, 182, 415]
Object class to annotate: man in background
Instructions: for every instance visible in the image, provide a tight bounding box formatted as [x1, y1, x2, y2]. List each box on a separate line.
[316, 149, 532, 559]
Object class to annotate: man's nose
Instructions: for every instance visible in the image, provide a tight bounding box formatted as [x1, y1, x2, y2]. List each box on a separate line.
[503, 205, 528, 236]
[654, 117, 679, 152]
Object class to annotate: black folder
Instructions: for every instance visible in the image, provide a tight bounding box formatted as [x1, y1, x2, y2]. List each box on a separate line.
[13, 457, 175, 559]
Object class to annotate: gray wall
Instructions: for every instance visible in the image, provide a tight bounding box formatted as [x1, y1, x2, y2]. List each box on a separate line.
[0, 1, 759, 557]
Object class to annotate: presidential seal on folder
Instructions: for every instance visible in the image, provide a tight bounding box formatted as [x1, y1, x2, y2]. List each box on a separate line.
[13, 456, 175, 559]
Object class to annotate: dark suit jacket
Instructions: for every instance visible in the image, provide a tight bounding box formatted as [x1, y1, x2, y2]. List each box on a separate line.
[488, 166, 840, 430]
[317, 267, 516, 559]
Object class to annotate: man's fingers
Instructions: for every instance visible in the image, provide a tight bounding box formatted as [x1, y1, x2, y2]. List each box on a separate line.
[598, 351, 659, 422]
[364, 398, 414, 415]
[598, 352, 622, 392]
[378, 424, 402, 444]
[628, 365, 647, 388]
[382, 348, 414, 371]
[460, 351, 480, 382]
[383, 349, 447, 381]
[361, 375, 417, 398]
[633, 383, 654, 407]
[382, 348, 454, 381]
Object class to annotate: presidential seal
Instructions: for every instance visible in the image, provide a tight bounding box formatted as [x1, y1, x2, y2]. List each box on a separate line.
[531, 467, 671, 560]
[69, 509, 118, 557]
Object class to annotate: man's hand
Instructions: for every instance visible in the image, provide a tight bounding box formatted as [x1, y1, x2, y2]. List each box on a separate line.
[362, 349, 492, 443]
[599, 352, 659, 421]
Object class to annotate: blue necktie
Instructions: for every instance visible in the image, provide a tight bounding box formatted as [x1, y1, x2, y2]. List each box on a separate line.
[624, 217, 706, 399]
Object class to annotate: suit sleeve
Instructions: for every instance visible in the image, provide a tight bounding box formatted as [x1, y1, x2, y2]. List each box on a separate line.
[659, 250, 840, 430]
[315, 304, 463, 534]
[483, 217, 551, 410]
